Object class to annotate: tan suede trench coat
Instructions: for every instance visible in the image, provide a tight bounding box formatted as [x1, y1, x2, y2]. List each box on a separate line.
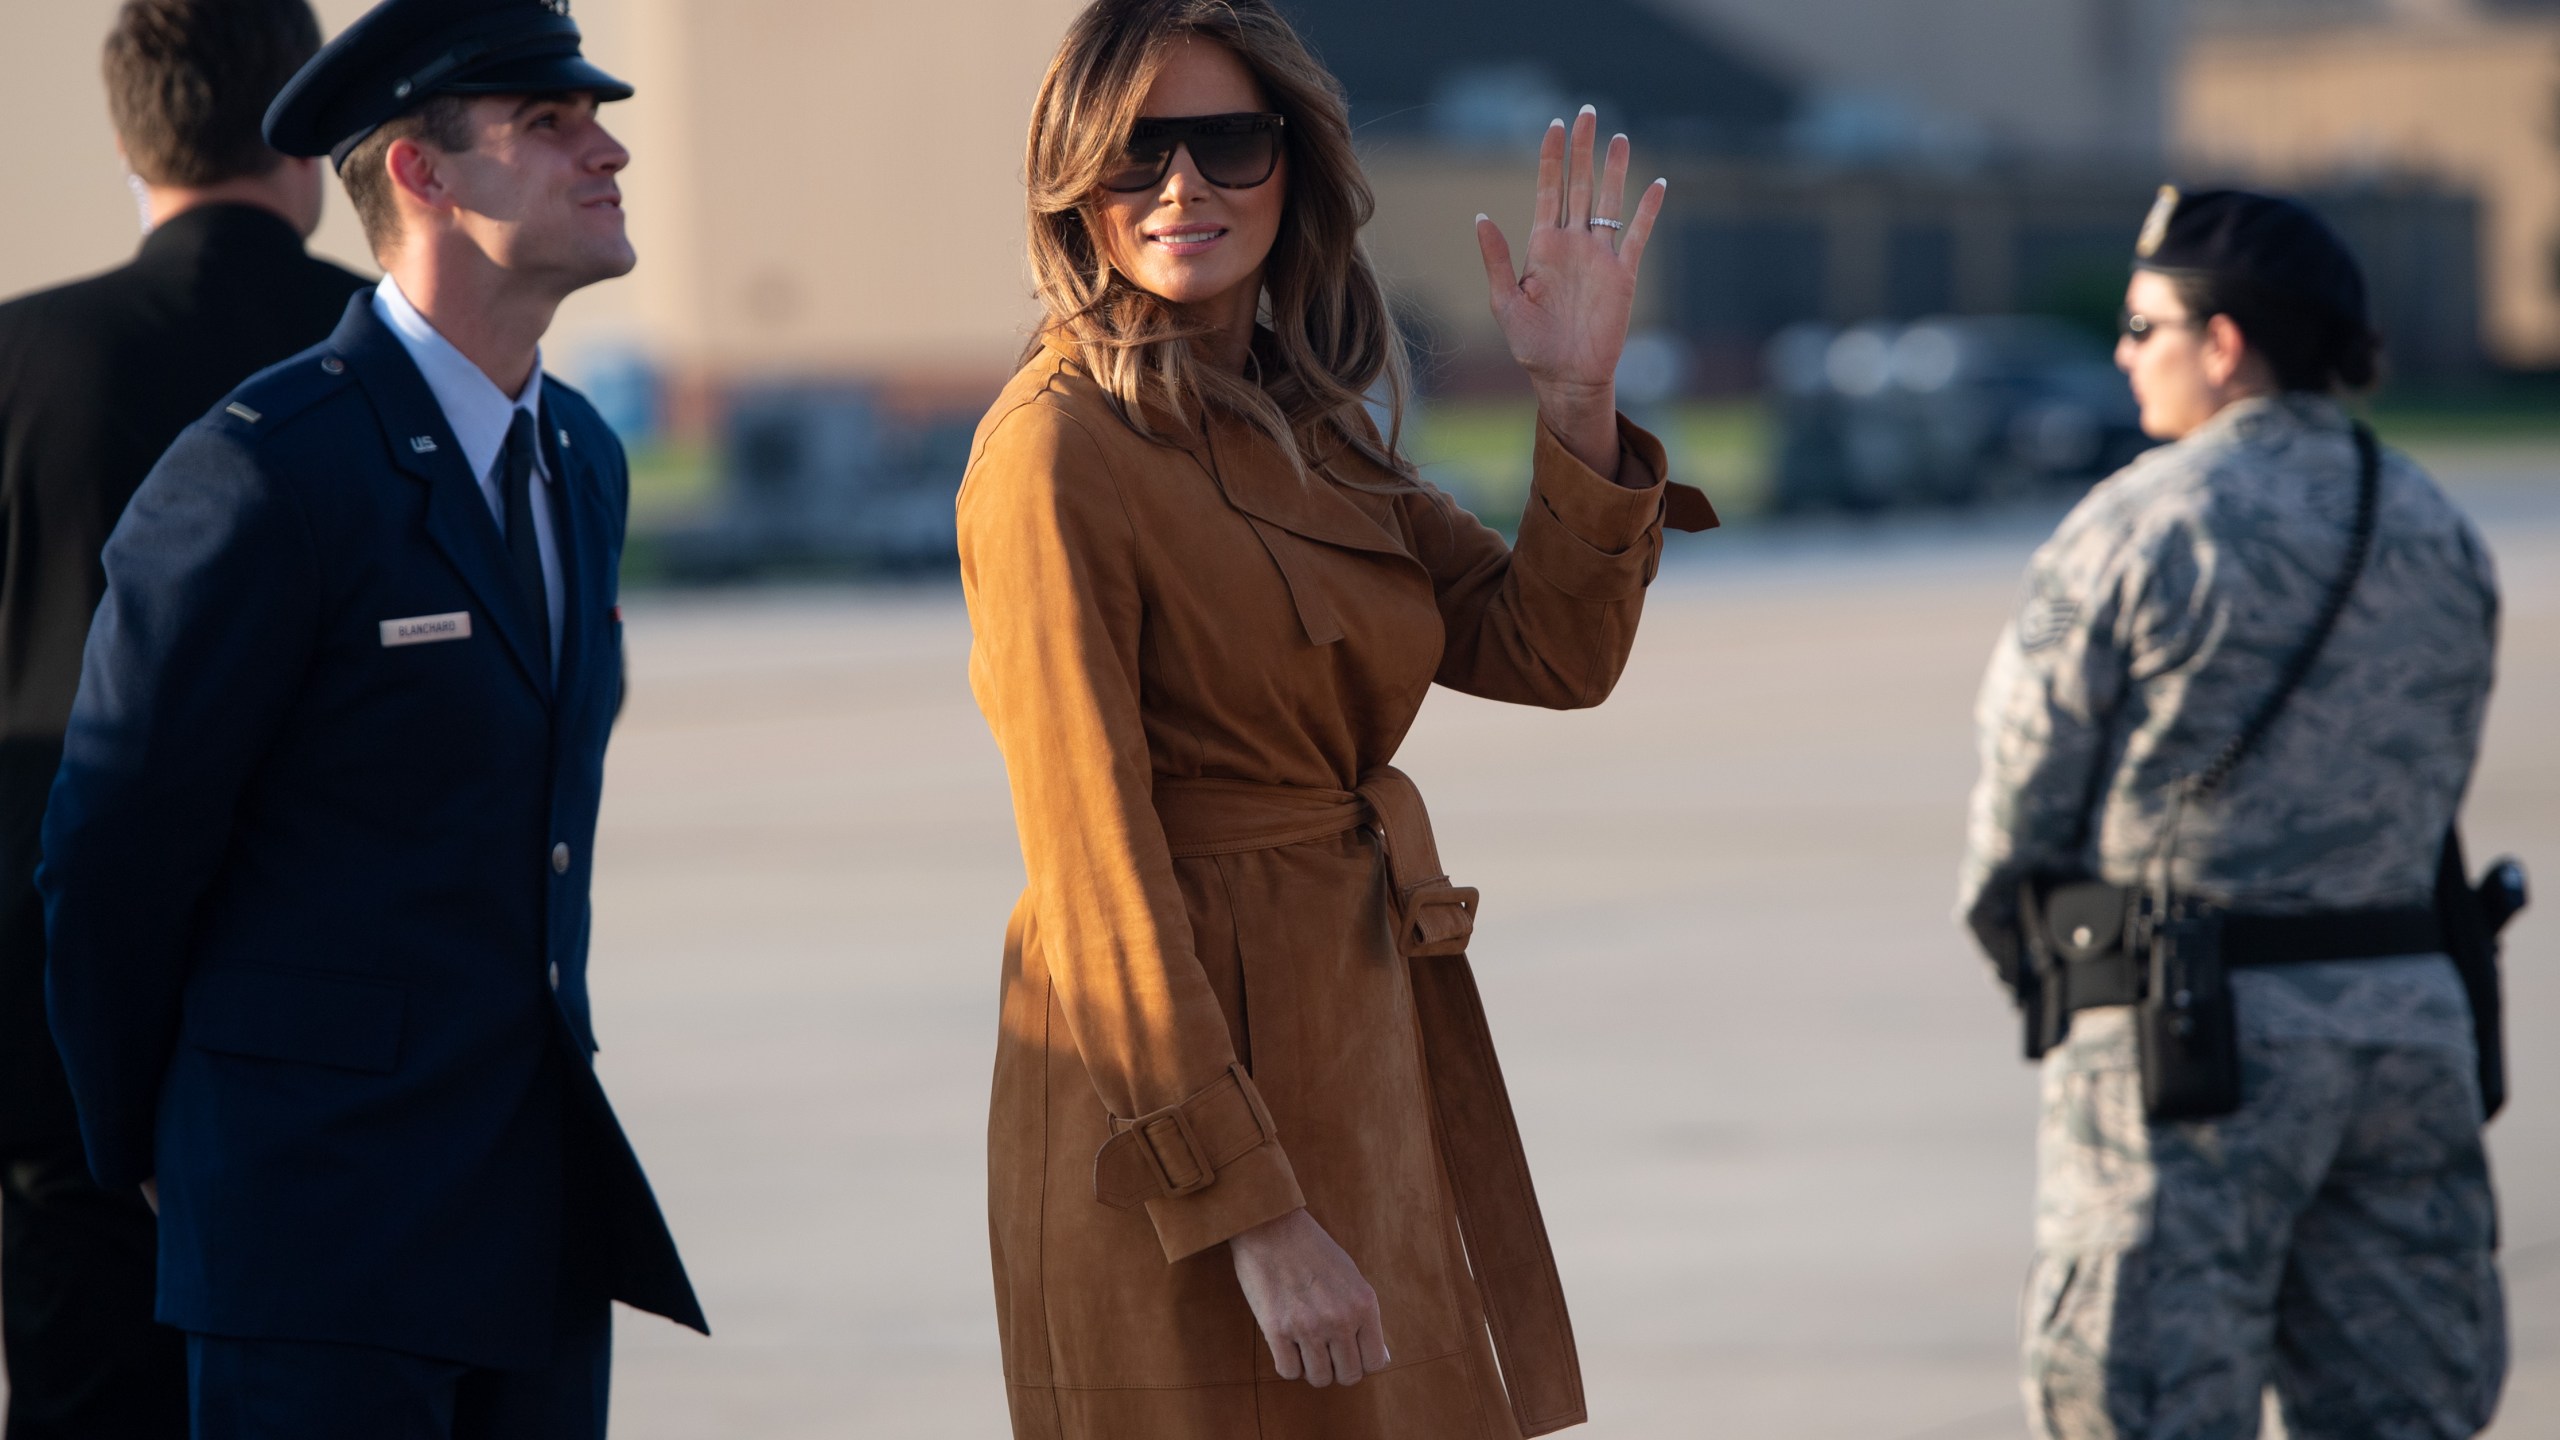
[958, 338, 1713, 1440]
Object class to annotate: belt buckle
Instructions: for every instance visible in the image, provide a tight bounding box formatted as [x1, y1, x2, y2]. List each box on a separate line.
[1138, 1106, 1215, 1199]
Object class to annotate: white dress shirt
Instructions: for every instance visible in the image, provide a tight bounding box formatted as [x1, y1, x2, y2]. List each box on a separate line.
[372, 275, 565, 678]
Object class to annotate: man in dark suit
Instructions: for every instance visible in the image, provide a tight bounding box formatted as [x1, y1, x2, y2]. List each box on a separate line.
[0, 3, 366, 1433]
[39, 1, 705, 1434]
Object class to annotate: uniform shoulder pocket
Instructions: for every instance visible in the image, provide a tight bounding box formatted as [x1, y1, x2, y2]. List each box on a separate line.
[184, 966, 405, 1073]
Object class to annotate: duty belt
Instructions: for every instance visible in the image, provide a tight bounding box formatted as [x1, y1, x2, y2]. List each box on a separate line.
[1110, 765, 1584, 1439]
[2035, 879, 2444, 1015]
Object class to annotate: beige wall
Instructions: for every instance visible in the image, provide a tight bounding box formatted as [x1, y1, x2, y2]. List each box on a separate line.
[606, 0, 1060, 389]
[2178, 18, 2560, 365]
[0, 0, 1066, 393]
[1668, 0, 2182, 160]
[0, 2, 419, 305]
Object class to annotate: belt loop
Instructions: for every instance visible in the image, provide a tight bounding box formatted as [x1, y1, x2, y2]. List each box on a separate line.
[1357, 767, 1480, 957]
[1229, 1060, 1277, 1143]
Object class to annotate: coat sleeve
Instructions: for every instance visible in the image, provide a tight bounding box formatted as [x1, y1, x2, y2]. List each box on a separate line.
[958, 401, 1304, 1261]
[1413, 415, 1688, 709]
[39, 424, 323, 1188]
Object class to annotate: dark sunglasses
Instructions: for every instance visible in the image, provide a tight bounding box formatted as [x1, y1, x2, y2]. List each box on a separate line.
[1103, 112, 1286, 193]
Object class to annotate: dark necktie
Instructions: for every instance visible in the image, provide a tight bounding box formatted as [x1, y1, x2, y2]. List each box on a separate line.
[501, 411, 551, 677]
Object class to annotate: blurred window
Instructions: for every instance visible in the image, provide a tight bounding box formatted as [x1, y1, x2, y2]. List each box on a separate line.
[2015, 223, 2133, 332]
[1680, 220, 1827, 343]
[1888, 225, 1955, 319]
[1432, 64, 1567, 149]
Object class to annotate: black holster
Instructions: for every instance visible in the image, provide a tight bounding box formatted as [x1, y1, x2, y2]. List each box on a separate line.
[2135, 900, 2244, 1120]
[2015, 876, 2128, 1061]
[2018, 876, 2242, 1121]
[2438, 828, 2528, 1121]
[2023, 849, 2524, 1124]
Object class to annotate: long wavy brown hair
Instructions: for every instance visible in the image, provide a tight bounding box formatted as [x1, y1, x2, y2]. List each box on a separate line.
[1025, 0, 1416, 483]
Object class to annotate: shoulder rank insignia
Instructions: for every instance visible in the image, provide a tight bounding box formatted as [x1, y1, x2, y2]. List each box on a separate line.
[2136, 185, 2180, 259]
[224, 403, 262, 424]
[2017, 574, 2081, 653]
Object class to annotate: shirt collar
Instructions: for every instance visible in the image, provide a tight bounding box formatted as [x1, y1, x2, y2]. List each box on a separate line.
[372, 273, 545, 484]
[2192, 391, 2349, 452]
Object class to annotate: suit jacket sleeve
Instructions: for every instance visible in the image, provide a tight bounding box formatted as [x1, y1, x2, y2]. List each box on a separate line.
[1411, 416, 1677, 709]
[958, 402, 1305, 1261]
[40, 423, 322, 1187]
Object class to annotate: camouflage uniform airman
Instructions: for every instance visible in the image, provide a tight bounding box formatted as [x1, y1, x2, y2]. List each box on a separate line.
[1958, 393, 2507, 1438]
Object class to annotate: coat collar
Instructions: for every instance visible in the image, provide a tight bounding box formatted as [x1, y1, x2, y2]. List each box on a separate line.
[1035, 332, 1409, 560]
[1192, 411, 1409, 560]
[324, 293, 556, 697]
[372, 274, 547, 491]
[133, 203, 306, 275]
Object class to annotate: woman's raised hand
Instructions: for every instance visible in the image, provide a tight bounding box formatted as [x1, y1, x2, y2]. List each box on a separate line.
[1474, 105, 1666, 483]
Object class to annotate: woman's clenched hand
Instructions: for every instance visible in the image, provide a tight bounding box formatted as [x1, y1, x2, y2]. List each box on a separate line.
[1230, 1206, 1392, 1386]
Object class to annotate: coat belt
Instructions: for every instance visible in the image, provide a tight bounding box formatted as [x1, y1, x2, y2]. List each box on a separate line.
[1137, 766, 1588, 1438]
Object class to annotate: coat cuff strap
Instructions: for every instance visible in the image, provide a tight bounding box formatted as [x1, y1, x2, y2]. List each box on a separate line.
[1093, 1062, 1280, 1209]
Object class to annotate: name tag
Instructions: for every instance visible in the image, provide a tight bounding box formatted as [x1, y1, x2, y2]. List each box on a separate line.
[379, 612, 472, 647]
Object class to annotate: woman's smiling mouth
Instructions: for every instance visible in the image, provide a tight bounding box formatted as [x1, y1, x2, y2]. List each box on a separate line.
[1145, 224, 1228, 254]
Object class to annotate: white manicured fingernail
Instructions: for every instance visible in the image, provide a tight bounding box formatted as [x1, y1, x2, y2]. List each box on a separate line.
[1580, 104, 1596, 116]
[1549, 117, 1564, 129]
[1614, 133, 1628, 144]
[1475, 213, 1489, 223]
[1655, 177, 1669, 188]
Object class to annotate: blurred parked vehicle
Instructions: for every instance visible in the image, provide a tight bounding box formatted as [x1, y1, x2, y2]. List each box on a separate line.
[660, 384, 976, 575]
[1766, 316, 2153, 512]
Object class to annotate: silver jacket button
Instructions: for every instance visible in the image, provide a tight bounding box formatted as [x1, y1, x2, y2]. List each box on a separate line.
[551, 842, 571, 874]
[548, 962, 561, 991]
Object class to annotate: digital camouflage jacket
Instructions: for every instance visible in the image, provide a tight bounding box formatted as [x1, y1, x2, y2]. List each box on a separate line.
[1958, 394, 2499, 1025]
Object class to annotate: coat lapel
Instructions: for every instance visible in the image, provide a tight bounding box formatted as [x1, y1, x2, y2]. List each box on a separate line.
[330, 298, 550, 697]
[1032, 337, 1415, 648]
[1035, 334, 1409, 560]
[1189, 408, 1424, 648]
[1188, 413, 1408, 561]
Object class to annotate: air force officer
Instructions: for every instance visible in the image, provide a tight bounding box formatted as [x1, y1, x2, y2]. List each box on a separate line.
[39, 1, 703, 1433]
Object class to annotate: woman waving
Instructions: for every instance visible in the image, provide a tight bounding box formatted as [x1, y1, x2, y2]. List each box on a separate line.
[959, 2, 1713, 1435]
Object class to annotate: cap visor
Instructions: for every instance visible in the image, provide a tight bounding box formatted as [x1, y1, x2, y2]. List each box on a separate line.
[439, 54, 633, 103]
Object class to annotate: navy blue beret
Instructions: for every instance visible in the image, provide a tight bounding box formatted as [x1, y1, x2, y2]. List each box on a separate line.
[264, 0, 633, 167]
[2133, 186, 2370, 332]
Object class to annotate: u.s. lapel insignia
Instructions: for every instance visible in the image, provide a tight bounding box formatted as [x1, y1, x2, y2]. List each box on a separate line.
[2136, 186, 2180, 259]
[409, 435, 440, 454]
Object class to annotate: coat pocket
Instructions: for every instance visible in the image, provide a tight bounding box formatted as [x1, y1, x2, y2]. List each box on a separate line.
[183, 967, 406, 1074]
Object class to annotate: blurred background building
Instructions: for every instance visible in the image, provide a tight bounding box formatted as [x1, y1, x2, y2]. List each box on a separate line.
[0, 0, 2548, 545]
[2182, 0, 2560, 367]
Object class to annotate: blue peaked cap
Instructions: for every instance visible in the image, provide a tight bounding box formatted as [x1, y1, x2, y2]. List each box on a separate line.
[265, 0, 632, 167]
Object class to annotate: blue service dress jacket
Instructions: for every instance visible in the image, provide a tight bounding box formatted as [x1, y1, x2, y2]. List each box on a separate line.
[38, 293, 705, 1368]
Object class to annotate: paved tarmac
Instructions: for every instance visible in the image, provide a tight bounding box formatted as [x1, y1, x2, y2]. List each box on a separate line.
[589, 447, 2560, 1437]
[6, 454, 2545, 1436]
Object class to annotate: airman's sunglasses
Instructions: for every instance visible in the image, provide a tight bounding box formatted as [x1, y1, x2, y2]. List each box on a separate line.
[2120, 308, 2199, 344]
[1103, 113, 1286, 193]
